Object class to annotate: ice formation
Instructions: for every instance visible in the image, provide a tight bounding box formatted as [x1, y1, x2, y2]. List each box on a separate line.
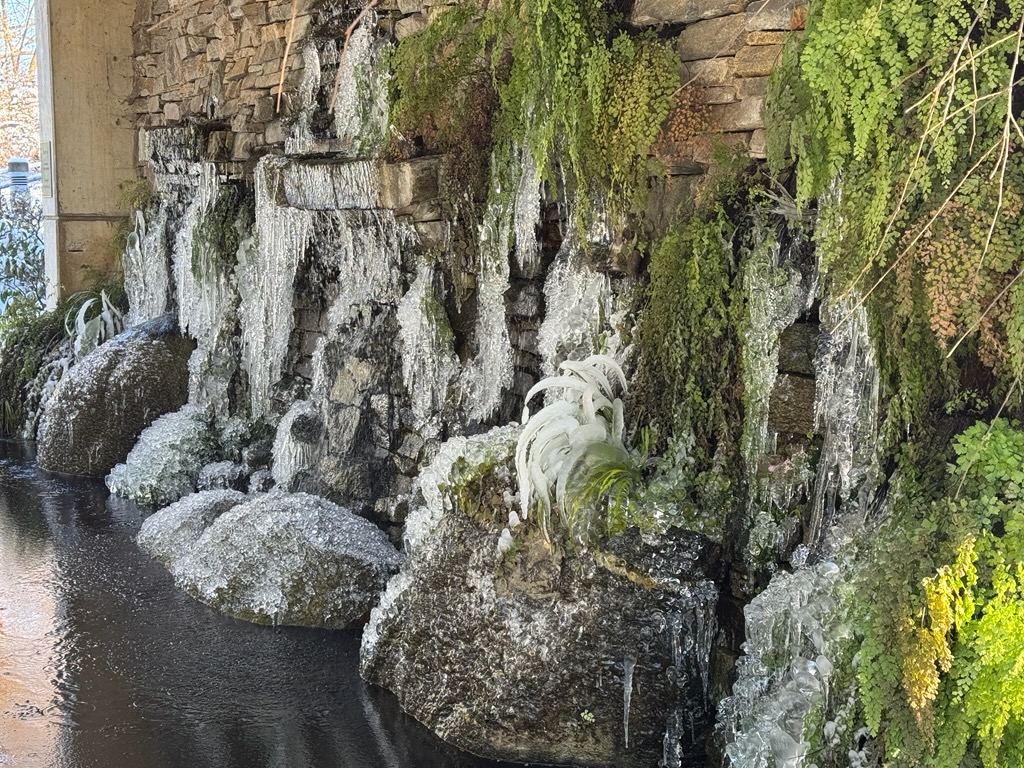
[719, 561, 850, 768]
[106, 405, 216, 506]
[271, 399, 322, 489]
[397, 264, 459, 430]
[137, 489, 247, 574]
[239, 156, 311, 417]
[170, 491, 403, 628]
[123, 205, 172, 327]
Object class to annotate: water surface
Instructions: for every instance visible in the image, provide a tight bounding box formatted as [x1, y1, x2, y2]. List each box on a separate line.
[0, 441, 514, 768]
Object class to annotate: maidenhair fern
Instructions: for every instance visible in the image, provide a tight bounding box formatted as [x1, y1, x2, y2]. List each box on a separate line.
[514, 354, 643, 547]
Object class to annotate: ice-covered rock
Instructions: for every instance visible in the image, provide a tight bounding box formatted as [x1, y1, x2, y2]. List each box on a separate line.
[36, 314, 194, 477]
[197, 461, 247, 491]
[106, 404, 217, 506]
[361, 427, 721, 767]
[166, 492, 402, 628]
[137, 489, 247, 573]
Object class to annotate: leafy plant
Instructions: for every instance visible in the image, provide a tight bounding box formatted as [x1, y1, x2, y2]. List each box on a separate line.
[65, 289, 124, 361]
[856, 419, 1024, 767]
[0, 192, 45, 313]
[515, 354, 645, 547]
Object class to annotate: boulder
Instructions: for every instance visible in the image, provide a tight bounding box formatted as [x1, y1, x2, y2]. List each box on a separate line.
[167, 491, 403, 628]
[361, 428, 722, 768]
[36, 314, 193, 476]
[105, 405, 217, 506]
[137, 489, 248, 572]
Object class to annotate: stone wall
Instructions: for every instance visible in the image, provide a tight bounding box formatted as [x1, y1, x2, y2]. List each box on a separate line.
[631, 0, 804, 162]
[131, 0, 801, 169]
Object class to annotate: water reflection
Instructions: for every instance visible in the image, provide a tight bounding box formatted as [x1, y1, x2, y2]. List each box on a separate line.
[0, 442, 514, 768]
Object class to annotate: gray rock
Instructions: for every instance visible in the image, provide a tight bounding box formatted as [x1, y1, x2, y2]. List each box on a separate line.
[197, 461, 248, 491]
[361, 429, 720, 767]
[676, 14, 748, 61]
[137, 490, 248, 572]
[632, 0, 747, 25]
[173, 492, 403, 628]
[36, 314, 194, 477]
[248, 469, 276, 494]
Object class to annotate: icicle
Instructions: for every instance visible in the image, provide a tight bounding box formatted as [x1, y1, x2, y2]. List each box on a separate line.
[272, 400, 323, 489]
[124, 203, 172, 327]
[397, 263, 459, 431]
[238, 156, 312, 418]
[623, 654, 636, 750]
[662, 708, 684, 768]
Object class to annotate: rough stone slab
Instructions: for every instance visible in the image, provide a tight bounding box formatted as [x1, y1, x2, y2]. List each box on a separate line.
[708, 96, 764, 131]
[777, 323, 819, 375]
[631, 0, 747, 26]
[682, 56, 736, 86]
[746, 0, 803, 30]
[379, 156, 441, 211]
[282, 160, 380, 209]
[768, 373, 816, 435]
[737, 75, 769, 98]
[703, 85, 739, 104]
[749, 127, 767, 157]
[682, 131, 752, 164]
[395, 14, 427, 39]
[677, 14, 748, 61]
[733, 43, 782, 76]
[746, 30, 786, 44]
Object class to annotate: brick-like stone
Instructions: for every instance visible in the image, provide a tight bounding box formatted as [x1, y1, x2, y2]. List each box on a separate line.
[746, 0, 803, 31]
[681, 57, 735, 86]
[749, 127, 767, 158]
[736, 75, 769, 98]
[702, 85, 738, 104]
[631, 0, 747, 26]
[163, 101, 181, 122]
[677, 14, 748, 61]
[733, 44, 781, 77]
[395, 14, 428, 39]
[708, 96, 764, 131]
[746, 30, 786, 44]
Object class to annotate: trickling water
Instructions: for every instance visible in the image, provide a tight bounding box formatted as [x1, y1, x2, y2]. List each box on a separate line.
[623, 654, 637, 750]
[239, 156, 312, 418]
[330, 20, 390, 157]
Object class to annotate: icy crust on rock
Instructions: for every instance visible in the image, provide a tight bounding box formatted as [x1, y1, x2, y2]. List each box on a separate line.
[271, 399, 322, 489]
[106, 405, 216, 506]
[397, 264, 459, 430]
[718, 561, 850, 768]
[239, 156, 311, 418]
[137, 490, 247, 573]
[167, 491, 402, 628]
[123, 204, 172, 327]
[537, 236, 615, 376]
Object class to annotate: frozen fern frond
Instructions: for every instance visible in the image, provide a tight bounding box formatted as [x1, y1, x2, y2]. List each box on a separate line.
[66, 289, 125, 361]
[515, 354, 641, 547]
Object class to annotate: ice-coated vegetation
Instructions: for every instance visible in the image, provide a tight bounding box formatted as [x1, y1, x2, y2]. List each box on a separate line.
[106, 405, 216, 506]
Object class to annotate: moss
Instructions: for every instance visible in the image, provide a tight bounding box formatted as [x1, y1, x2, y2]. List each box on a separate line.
[192, 183, 254, 278]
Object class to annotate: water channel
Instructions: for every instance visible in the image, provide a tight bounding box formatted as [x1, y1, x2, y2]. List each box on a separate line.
[0, 441, 515, 768]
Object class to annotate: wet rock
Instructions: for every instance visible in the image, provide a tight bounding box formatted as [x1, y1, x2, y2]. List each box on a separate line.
[778, 323, 819, 376]
[768, 374, 816, 436]
[36, 314, 194, 477]
[106, 405, 218, 506]
[361, 428, 719, 768]
[170, 491, 403, 628]
[137, 489, 247, 572]
[197, 461, 248, 491]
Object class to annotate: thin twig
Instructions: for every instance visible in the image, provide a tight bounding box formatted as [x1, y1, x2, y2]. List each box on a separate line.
[328, 0, 380, 114]
[275, 0, 301, 114]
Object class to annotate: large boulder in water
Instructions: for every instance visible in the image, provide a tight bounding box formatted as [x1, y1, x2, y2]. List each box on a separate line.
[140, 490, 403, 628]
[360, 427, 723, 768]
[36, 314, 193, 477]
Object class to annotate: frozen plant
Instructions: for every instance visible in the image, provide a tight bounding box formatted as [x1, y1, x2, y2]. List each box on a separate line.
[515, 354, 642, 546]
[66, 289, 125, 361]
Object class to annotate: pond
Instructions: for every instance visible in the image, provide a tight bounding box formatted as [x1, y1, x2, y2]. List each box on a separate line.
[0, 441, 517, 768]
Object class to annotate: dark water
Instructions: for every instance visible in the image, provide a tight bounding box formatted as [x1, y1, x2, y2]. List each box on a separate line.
[0, 441, 515, 768]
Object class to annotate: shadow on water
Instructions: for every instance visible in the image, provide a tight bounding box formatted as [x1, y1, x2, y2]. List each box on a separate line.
[0, 441, 521, 768]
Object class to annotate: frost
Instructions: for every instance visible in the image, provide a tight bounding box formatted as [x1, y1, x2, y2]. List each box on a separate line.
[106, 405, 216, 506]
[137, 489, 247, 573]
